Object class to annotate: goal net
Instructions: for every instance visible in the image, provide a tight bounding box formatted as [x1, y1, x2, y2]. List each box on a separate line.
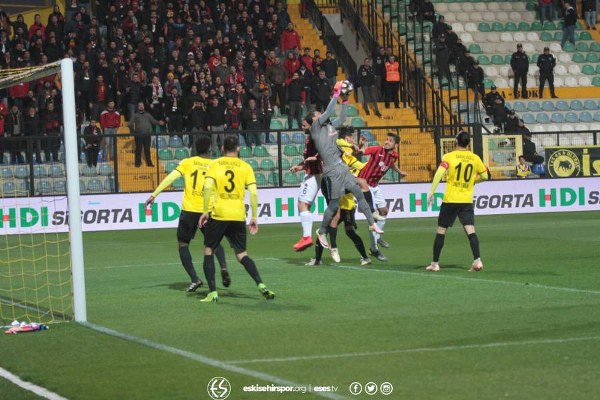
[0, 59, 86, 325]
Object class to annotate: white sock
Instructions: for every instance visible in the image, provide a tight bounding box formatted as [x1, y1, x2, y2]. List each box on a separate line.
[300, 211, 312, 237]
[377, 220, 386, 236]
[368, 230, 378, 251]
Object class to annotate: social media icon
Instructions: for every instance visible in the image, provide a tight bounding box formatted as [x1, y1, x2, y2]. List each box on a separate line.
[365, 381, 378, 395]
[207, 377, 231, 400]
[349, 382, 362, 395]
[380, 382, 394, 395]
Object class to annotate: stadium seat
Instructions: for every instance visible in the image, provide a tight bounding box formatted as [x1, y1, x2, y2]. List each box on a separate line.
[527, 101, 541, 112]
[536, 113, 550, 124]
[532, 124, 546, 132]
[579, 31, 592, 40]
[564, 76, 578, 87]
[593, 77, 600, 87]
[505, 22, 517, 31]
[512, 101, 527, 112]
[556, 101, 570, 111]
[351, 118, 366, 128]
[239, 146, 253, 158]
[2, 181, 16, 195]
[520, 22, 532, 31]
[531, 21, 543, 30]
[571, 53, 585, 63]
[253, 146, 269, 157]
[284, 144, 301, 157]
[477, 55, 491, 65]
[565, 112, 579, 123]
[563, 42, 576, 52]
[543, 21, 557, 30]
[33, 165, 48, 178]
[168, 136, 184, 148]
[346, 104, 359, 117]
[593, 111, 600, 122]
[267, 172, 279, 186]
[522, 113, 536, 124]
[279, 132, 291, 145]
[567, 64, 581, 75]
[164, 161, 178, 173]
[542, 101, 555, 111]
[590, 42, 600, 52]
[174, 148, 189, 160]
[79, 179, 85, 193]
[551, 112, 565, 123]
[540, 31, 553, 41]
[500, 32, 513, 42]
[283, 172, 300, 185]
[269, 119, 284, 130]
[576, 42, 590, 52]
[492, 22, 504, 32]
[464, 22, 478, 33]
[53, 180, 66, 194]
[50, 164, 64, 178]
[87, 178, 104, 193]
[98, 163, 114, 176]
[103, 178, 115, 192]
[37, 179, 52, 195]
[246, 158, 259, 170]
[570, 100, 584, 110]
[158, 149, 174, 160]
[260, 158, 276, 171]
[1, 166, 13, 179]
[469, 43, 481, 54]
[154, 136, 168, 149]
[514, 31, 527, 42]
[491, 55, 504, 65]
[291, 156, 304, 166]
[579, 111, 593, 123]
[478, 22, 491, 32]
[578, 76, 592, 86]
[281, 158, 291, 171]
[292, 132, 305, 144]
[546, 124, 560, 133]
[584, 100, 599, 111]
[82, 165, 98, 177]
[586, 53, 599, 63]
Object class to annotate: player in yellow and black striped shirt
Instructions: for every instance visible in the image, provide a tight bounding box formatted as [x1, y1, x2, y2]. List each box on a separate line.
[426, 131, 489, 273]
[198, 135, 275, 303]
[145, 135, 230, 293]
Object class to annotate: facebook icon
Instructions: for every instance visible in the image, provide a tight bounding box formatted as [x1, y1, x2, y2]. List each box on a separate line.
[349, 382, 363, 395]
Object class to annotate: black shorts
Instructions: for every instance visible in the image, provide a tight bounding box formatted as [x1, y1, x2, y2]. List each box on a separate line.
[177, 210, 203, 243]
[203, 218, 247, 252]
[340, 208, 357, 229]
[438, 202, 475, 228]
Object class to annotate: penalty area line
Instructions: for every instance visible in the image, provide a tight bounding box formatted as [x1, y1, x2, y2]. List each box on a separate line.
[82, 322, 347, 400]
[227, 335, 600, 365]
[0, 367, 68, 400]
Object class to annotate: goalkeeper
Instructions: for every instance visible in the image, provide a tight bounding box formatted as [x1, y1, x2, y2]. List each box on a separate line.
[145, 135, 230, 292]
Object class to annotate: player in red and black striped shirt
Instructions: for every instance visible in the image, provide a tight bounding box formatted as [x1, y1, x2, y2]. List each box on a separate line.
[358, 133, 407, 258]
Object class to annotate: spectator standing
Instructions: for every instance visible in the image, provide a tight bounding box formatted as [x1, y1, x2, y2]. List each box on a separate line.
[434, 34, 452, 87]
[241, 98, 263, 147]
[384, 55, 401, 108]
[298, 64, 314, 110]
[510, 44, 529, 99]
[537, 46, 558, 99]
[356, 57, 382, 117]
[206, 96, 226, 155]
[280, 22, 301, 56]
[83, 119, 102, 168]
[164, 87, 185, 137]
[561, 2, 577, 48]
[128, 102, 163, 168]
[42, 101, 62, 162]
[265, 56, 287, 111]
[583, 0, 597, 30]
[22, 106, 42, 163]
[99, 100, 120, 162]
[285, 71, 303, 129]
[321, 51, 338, 86]
[6, 105, 25, 164]
[372, 47, 386, 100]
[313, 69, 332, 112]
[539, 0, 555, 24]
[468, 60, 485, 99]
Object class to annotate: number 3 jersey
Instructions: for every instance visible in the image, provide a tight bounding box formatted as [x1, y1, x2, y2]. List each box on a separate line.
[440, 150, 487, 204]
[205, 156, 256, 221]
[176, 156, 213, 213]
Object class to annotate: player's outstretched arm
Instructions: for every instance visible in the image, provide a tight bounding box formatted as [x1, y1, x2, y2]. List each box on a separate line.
[145, 169, 183, 207]
[317, 83, 341, 126]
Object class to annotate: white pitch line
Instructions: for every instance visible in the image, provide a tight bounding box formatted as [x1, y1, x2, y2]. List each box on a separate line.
[0, 367, 68, 400]
[83, 322, 347, 400]
[332, 264, 600, 295]
[227, 335, 600, 365]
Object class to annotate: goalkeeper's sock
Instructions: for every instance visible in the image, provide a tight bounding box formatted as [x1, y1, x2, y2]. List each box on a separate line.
[433, 233, 445, 263]
[203, 255, 217, 292]
[214, 244, 227, 270]
[468, 233, 481, 260]
[179, 245, 199, 283]
[328, 226, 338, 249]
[240, 255, 262, 285]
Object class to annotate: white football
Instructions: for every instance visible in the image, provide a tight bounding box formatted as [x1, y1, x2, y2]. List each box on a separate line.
[340, 80, 354, 95]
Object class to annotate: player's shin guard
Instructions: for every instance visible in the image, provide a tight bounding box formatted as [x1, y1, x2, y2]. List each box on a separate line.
[179, 245, 199, 282]
[346, 228, 368, 259]
[327, 226, 338, 248]
[203, 254, 217, 291]
[468, 233, 481, 259]
[363, 190, 375, 212]
[240, 255, 262, 285]
[433, 233, 445, 263]
[215, 244, 227, 270]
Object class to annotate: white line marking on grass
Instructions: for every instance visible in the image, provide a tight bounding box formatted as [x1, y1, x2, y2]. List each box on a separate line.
[83, 322, 347, 400]
[0, 367, 68, 400]
[333, 265, 600, 295]
[227, 335, 600, 364]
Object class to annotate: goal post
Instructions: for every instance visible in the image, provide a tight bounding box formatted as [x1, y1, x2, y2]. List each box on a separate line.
[0, 59, 86, 323]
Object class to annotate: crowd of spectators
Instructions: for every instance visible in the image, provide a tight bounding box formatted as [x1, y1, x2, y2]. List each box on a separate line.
[0, 0, 347, 165]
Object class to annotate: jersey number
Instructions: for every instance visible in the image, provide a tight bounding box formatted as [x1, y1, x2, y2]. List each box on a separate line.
[455, 162, 474, 183]
[224, 170, 235, 193]
[191, 170, 199, 189]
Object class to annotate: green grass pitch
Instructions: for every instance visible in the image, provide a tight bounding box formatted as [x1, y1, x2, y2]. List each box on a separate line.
[1, 211, 600, 399]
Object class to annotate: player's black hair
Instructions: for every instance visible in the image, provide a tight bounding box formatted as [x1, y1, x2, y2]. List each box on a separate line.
[456, 131, 470, 147]
[194, 135, 211, 156]
[304, 111, 316, 126]
[338, 126, 354, 138]
[387, 132, 400, 144]
[223, 135, 239, 152]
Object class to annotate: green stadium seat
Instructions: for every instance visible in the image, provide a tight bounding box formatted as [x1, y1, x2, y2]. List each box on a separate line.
[590, 42, 600, 52]
[526, 2, 536, 11]
[582, 65, 595, 75]
[553, 31, 562, 41]
[518, 22, 531, 31]
[346, 104, 359, 117]
[239, 146, 253, 158]
[478, 22, 490, 32]
[269, 119, 284, 130]
[284, 144, 301, 156]
[531, 21, 543, 31]
[492, 22, 504, 32]
[268, 172, 279, 186]
[283, 172, 300, 185]
[291, 156, 304, 166]
[579, 31, 592, 40]
[576, 42, 589, 52]
[563, 42, 576, 52]
[491, 55, 504, 65]
[158, 149, 173, 160]
[477, 55, 491, 65]
[586, 53, 599, 63]
[253, 145, 269, 157]
[593, 77, 600, 87]
[164, 161, 178, 173]
[505, 22, 517, 31]
[174, 148, 189, 160]
[351, 117, 366, 127]
[281, 158, 291, 170]
[576, 21, 584, 30]
[504, 54, 512, 64]
[247, 158, 259, 170]
[172, 177, 184, 189]
[255, 172, 267, 186]
[543, 21, 556, 30]
[260, 158, 276, 171]
[530, 54, 539, 64]
[469, 44, 482, 54]
[483, 79, 495, 88]
[572, 53, 586, 63]
[596, 64, 600, 74]
[540, 31, 553, 41]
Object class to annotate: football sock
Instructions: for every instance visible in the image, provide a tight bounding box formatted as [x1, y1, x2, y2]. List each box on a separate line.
[368, 230, 378, 252]
[315, 240, 325, 261]
[377, 219, 385, 235]
[203, 254, 217, 291]
[240, 255, 262, 285]
[346, 228, 368, 259]
[300, 211, 312, 237]
[215, 244, 227, 270]
[352, 186, 375, 225]
[468, 233, 481, 259]
[433, 233, 445, 263]
[363, 190, 375, 212]
[328, 226, 338, 248]
[178, 245, 199, 282]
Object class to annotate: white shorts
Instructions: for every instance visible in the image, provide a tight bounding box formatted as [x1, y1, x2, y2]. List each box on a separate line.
[370, 185, 386, 209]
[298, 174, 322, 205]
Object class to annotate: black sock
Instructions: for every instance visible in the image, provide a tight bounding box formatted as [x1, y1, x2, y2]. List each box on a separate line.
[203, 254, 216, 291]
[346, 228, 367, 259]
[215, 244, 227, 271]
[468, 233, 481, 259]
[315, 240, 324, 261]
[433, 233, 445, 263]
[240, 255, 262, 285]
[328, 226, 338, 248]
[363, 190, 375, 212]
[178, 245, 199, 282]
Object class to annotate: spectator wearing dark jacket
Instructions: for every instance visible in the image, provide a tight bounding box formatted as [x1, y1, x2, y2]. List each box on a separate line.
[320, 51, 338, 86]
[561, 2, 577, 48]
[434, 35, 452, 87]
[241, 98, 263, 147]
[266, 57, 287, 110]
[537, 47, 557, 98]
[510, 44, 529, 99]
[504, 109, 519, 133]
[83, 119, 102, 168]
[22, 106, 42, 163]
[206, 96, 226, 154]
[43, 101, 62, 162]
[522, 131, 544, 164]
[356, 57, 382, 116]
[285, 71, 303, 130]
[312, 70, 332, 112]
[128, 102, 163, 167]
